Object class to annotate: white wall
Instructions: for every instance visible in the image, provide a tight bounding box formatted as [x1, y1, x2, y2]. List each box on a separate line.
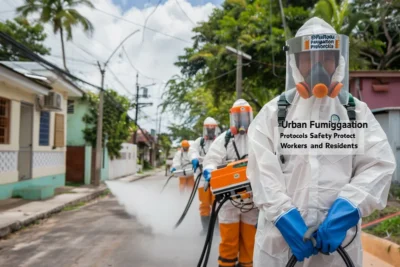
[0, 82, 67, 184]
[108, 143, 137, 180]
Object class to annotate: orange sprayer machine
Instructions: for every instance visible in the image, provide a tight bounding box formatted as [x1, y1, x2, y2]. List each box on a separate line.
[209, 159, 252, 201]
[198, 159, 254, 267]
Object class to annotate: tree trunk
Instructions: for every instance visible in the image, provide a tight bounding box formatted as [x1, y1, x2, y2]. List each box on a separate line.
[59, 27, 69, 72]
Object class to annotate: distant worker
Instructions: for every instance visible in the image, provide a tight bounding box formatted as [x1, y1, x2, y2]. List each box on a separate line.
[171, 140, 195, 193]
[190, 117, 220, 235]
[203, 99, 259, 267]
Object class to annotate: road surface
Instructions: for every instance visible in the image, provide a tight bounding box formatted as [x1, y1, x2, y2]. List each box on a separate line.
[0, 172, 393, 267]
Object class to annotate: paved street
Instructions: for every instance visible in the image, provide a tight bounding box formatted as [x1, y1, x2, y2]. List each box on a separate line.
[0, 172, 219, 267]
[0, 172, 393, 267]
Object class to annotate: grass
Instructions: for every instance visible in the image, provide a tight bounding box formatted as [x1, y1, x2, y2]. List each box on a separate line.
[65, 181, 84, 187]
[365, 216, 400, 244]
[62, 201, 86, 211]
[99, 189, 111, 198]
[363, 206, 400, 224]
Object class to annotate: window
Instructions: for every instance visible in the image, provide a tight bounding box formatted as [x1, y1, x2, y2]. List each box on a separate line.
[39, 111, 50, 146]
[67, 100, 74, 114]
[54, 113, 65, 147]
[0, 97, 10, 144]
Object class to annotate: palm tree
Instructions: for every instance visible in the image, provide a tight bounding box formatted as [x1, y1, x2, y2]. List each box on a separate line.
[17, 0, 95, 71]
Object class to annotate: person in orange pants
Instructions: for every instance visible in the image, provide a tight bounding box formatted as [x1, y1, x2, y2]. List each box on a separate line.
[189, 117, 220, 235]
[171, 140, 194, 193]
[203, 99, 259, 267]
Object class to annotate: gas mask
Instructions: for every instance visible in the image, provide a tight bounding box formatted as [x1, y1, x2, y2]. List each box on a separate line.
[182, 147, 189, 152]
[206, 127, 216, 140]
[284, 33, 349, 104]
[296, 62, 343, 99]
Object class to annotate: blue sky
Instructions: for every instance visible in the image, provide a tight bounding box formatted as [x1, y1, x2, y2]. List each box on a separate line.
[112, 0, 223, 10]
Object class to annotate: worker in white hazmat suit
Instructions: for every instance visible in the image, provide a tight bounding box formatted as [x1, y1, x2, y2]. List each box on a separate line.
[203, 99, 259, 267]
[247, 17, 396, 267]
[171, 140, 194, 193]
[189, 117, 221, 235]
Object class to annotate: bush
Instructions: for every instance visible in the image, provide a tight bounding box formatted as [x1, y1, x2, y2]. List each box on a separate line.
[143, 160, 153, 170]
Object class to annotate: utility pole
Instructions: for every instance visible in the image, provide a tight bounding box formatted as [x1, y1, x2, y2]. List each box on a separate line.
[133, 74, 155, 144]
[133, 73, 140, 144]
[94, 63, 105, 186]
[93, 29, 140, 186]
[226, 46, 252, 100]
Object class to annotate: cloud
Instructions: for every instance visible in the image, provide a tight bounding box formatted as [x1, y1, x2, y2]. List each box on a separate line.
[0, 0, 216, 133]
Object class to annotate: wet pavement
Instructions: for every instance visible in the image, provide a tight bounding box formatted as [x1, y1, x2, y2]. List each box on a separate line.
[0, 172, 393, 267]
[0, 172, 219, 267]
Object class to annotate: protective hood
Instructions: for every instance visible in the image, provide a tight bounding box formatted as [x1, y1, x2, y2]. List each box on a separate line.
[284, 17, 349, 105]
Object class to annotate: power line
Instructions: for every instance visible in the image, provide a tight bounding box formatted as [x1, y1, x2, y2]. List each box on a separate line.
[93, 7, 193, 44]
[121, 46, 164, 83]
[106, 66, 135, 97]
[47, 54, 97, 66]
[175, 0, 196, 26]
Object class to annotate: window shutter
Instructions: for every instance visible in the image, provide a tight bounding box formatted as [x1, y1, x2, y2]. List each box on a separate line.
[39, 111, 50, 146]
[54, 113, 65, 147]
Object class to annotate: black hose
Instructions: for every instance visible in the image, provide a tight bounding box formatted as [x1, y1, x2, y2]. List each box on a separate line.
[160, 174, 174, 193]
[198, 197, 229, 267]
[174, 171, 203, 229]
[285, 225, 358, 267]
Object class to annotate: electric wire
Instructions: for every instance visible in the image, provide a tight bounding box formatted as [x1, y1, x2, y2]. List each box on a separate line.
[93, 6, 193, 44]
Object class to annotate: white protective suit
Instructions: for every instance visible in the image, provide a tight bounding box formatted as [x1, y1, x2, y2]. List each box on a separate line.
[172, 150, 191, 170]
[203, 130, 258, 231]
[190, 136, 213, 187]
[247, 18, 397, 267]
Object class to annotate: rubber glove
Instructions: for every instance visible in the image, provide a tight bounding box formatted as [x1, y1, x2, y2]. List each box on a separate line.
[170, 167, 176, 173]
[203, 169, 212, 182]
[192, 158, 200, 172]
[316, 197, 360, 254]
[275, 208, 318, 262]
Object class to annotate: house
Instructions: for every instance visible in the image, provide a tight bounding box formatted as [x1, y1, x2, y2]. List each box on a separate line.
[350, 70, 400, 183]
[67, 95, 137, 182]
[66, 96, 109, 185]
[0, 62, 83, 200]
[132, 129, 156, 169]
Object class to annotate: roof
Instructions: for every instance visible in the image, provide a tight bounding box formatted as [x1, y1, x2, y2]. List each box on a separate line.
[0, 61, 84, 97]
[0, 63, 51, 95]
[350, 71, 400, 78]
[372, 107, 400, 114]
[136, 129, 155, 146]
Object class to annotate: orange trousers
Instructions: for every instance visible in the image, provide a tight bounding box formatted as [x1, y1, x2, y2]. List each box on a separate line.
[218, 222, 256, 267]
[197, 187, 215, 216]
[179, 176, 194, 193]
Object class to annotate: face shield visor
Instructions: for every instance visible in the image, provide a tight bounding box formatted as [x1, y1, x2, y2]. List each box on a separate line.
[284, 34, 349, 104]
[229, 106, 253, 135]
[203, 125, 220, 140]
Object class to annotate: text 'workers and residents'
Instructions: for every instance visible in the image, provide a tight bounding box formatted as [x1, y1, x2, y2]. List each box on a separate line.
[281, 121, 368, 131]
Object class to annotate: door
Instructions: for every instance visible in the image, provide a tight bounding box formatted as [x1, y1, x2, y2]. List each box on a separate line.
[18, 103, 33, 181]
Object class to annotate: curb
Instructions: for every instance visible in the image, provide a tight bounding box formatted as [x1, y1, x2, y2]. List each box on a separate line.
[0, 187, 108, 239]
[362, 232, 400, 266]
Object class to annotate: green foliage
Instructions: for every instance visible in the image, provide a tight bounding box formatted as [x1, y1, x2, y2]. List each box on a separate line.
[351, 0, 400, 69]
[82, 90, 135, 159]
[143, 160, 153, 170]
[363, 206, 400, 224]
[163, 0, 311, 138]
[17, 0, 94, 69]
[0, 17, 50, 60]
[158, 133, 172, 159]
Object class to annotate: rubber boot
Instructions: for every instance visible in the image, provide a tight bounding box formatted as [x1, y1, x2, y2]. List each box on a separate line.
[200, 216, 210, 236]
